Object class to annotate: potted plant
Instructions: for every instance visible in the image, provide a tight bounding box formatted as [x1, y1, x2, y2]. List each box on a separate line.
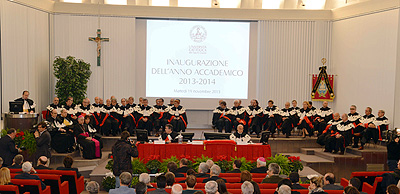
[266, 154, 291, 175]
[160, 156, 179, 173]
[146, 159, 161, 174]
[131, 158, 147, 175]
[288, 156, 304, 173]
[102, 172, 116, 192]
[230, 156, 254, 172]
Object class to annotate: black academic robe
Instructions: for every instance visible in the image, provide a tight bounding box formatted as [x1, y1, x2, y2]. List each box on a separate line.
[314, 107, 334, 135]
[212, 107, 232, 133]
[290, 107, 301, 125]
[91, 103, 106, 133]
[280, 107, 295, 136]
[245, 106, 263, 135]
[263, 105, 282, 134]
[153, 105, 169, 131]
[298, 108, 315, 136]
[230, 106, 247, 132]
[76, 104, 92, 117]
[118, 105, 131, 131]
[46, 103, 62, 116]
[168, 105, 188, 132]
[103, 105, 121, 136]
[63, 104, 77, 120]
[161, 131, 179, 143]
[74, 124, 100, 159]
[320, 119, 342, 152]
[136, 105, 155, 135]
[15, 97, 36, 112]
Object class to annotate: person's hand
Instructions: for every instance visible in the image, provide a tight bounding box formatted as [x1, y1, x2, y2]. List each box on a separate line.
[34, 131, 39, 138]
[69, 129, 73, 133]
[18, 148, 22, 153]
[282, 117, 287, 121]
[318, 118, 322, 122]
[60, 128, 66, 132]
[72, 115, 77, 120]
[249, 115, 254, 118]
[143, 118, 148, 122]
[31, 167, 37, 174]
[395, 137, 399, 143]
[86, 137, 92, 141]
[369, 123, 376, 128]
[123, 115, 128, 118]
[30, 110, 34, 114]
[236, 118, 240, 121]
[336, 134, 342, 138]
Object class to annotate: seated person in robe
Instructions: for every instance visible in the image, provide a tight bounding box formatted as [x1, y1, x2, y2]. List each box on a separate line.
[74, 115, 102, 159]
[159, 124, 179, 143]
[230, 124, 251, 143]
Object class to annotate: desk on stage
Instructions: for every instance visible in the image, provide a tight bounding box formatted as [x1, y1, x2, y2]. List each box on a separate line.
[137, 140, 271, 161]
[3, 113, 39, 131]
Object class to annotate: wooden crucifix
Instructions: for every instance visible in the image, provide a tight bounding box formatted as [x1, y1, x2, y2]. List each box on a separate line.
[89, 29, 109, 66]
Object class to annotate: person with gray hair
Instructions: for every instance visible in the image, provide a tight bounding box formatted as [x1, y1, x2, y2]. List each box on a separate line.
[202, 165, 227, 183]
[8, 154, 24, 169]
[250, 157, 267, 173]
[171, 184, 183, 194]
[278, 185, 292, 194]
[109, 172, 135, 194]
[206, 160, 214, 173]
[139, 173, 154, 188]
[196, 162, 211, 178]
[205, 181, 218, 194]
[14, 162, 46, 190]
[241, 181, 254, 194]
[86, 181, 100, 194]
[261, 163, 283, 183]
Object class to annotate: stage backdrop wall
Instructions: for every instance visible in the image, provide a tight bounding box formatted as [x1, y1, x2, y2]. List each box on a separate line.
[0, 0, 51, 118]
[331, 9, 399, 128]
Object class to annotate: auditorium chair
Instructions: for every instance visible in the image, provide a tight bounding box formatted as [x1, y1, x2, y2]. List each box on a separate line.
[11, 173, 69, 194]
[325, 190, 345, 194]
[0, 185, 30, 194]
[42, 111, 48, 120]
[11, 179, 51, 194]
[350, 171, 392, 186]
[361, 177, 383, 194]
[35, 170, 83, 194]
[341, 178, 349, 188]
[9, 169, 22, 173]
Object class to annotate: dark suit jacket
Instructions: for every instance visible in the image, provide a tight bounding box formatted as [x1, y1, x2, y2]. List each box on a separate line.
[173, 171, 185, 177]
[250, 166, 267, 173]
[202, 176, 227, 183]
[148, 188, 169, 194]
[322, 184, 344, 190]
[35, 130, 51, 160]
[261, 175, 284, 183]
[35, 165, 52, 170]
[0, 135, 19, 166]
[292, 183, 307, 190]
[227, 168, 241, 173]
[14, 172, 46, 190]
[8, 164, 22, 169]
[195, 173, 210, 178]
[177, 166, 190, 173]
[56, 167, 82, 178]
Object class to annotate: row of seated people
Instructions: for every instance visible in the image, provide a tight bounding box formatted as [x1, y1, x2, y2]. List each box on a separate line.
[46, 96, 188, 137]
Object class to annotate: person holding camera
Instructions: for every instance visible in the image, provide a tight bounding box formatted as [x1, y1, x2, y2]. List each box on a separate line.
[112, 131, 138, 188]
[387, 135, 400, 171]
[34, 122, 51, 165]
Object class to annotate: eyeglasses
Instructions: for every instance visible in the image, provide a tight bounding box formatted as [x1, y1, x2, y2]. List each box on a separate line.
[350, 108, 356, 110]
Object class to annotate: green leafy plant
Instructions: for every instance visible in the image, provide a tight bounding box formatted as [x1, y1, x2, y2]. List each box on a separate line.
[131, 176, 139, 187]
[192, 155, 213, 172]
[160, 156, 179, 173]
[53, 56, 92, 104]
[288, 156, 304, 173]
[102, 172, 116, 192]
[131, 158, 147, 174]
[266, 154, 291, 175]
[230, 156, 253, 172]
[105, 159, 113, 171]
[146, 159, 161, 173]
[1, 129, 36, 156]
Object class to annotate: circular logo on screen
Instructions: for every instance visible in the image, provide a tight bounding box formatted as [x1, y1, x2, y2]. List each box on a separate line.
[190, 25, 207, 43]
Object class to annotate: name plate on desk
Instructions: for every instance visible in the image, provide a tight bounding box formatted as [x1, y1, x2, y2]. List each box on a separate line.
[154, 140, 165, 144]
[236, 141, 249, 145]
[189, 141, 204, 145]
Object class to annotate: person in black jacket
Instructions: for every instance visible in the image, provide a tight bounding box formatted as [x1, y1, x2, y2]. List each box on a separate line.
[202, 165, 227, 183]
[112, 131, 138, 188]
[56, 156, 81, 178]
[14, 162, 46, 190]
[36, 156, 52, 170]
[14, 91, 36, 113]
[0, 129, 21, 167]
[250, 157, 267, 173]
[348, 177, 367, 194]
[8, 154, 24, 169]
[161, 124, 179, 143]
[34, 122, 51, 164]
[177, 158, 191, 173]
[289, 172, 307, 190]
[227, 159, 241, 173]
[167, 162, 184, 177]
[387, 136, 400, 171]
[322, 173, 343, 190]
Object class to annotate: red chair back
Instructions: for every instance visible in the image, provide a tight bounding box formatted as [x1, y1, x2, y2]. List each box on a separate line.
[0, 185, 20, 194]
[325, 190, 345, 194]
[11, 179, 50, 194]
[253, 178, 264, 183]
[341, 178, 349, 188]
[35, 170, 83, 194]
[42, 111, 48, 120]
[9, 169, 22, 174]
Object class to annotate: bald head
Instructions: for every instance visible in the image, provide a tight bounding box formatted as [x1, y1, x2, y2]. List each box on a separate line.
[333, 113, 340, 120]
[341, 113, 348, 121]
[285, 102, 290, 108]
[322, 101, 328, 108]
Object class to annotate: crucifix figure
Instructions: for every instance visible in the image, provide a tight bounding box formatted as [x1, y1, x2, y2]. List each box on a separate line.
[89, 29, 109, 66]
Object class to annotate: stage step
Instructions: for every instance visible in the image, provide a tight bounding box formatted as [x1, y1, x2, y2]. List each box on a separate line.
[345, 144, 387, 156]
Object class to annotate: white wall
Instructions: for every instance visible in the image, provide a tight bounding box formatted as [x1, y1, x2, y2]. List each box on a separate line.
[0, 0, 50, 114]
[53, 14, 135, 102]
[331, 9, 399, 127]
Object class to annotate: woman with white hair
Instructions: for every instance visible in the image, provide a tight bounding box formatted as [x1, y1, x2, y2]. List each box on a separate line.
[205, 181, 218, 194]
[241, 181, 255, 194]
[139, 173, 154, 188]
[86, 181, 100, 194]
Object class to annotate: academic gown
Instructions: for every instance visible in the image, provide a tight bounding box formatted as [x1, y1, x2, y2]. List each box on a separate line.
[91, 103, 105, 133]
[230, 131, 251, 143]
[361, 115, 388, 145]
[153, 105, 169, 131]
[161, 131, 179, 143]
[355, 114, 376, 146]
[313, 107, 334, 135]
[280, 107, 295, 137]
[335, 120, 355, 152]
[74, 123, 102, 159]
[118, 105, 131, 131]
[63, 104, 77, 121]
[124, 103, 138, 133]
[15, 97, 36, 112]
[320, 119, 342, 152]
[263, 105, 282, 134]
[212, 107, 233, 133]
[135, 105, 155, 135]
[103, 105, 121, 136]
[230, 106, 247, 133]
[297, 108, 315, 136]
[46, 103, 62, 116]
[245, 106, 263, 135]
[168, 105, 188, 132]
[48, 116, 75, 153]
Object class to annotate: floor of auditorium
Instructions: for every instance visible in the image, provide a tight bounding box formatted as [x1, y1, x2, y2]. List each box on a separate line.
[49, 128, 388, 193]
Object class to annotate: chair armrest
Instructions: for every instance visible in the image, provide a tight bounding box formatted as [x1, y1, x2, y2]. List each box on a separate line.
[341, 178, 349, 188]
[362, 182, 374, 194]
[76, 176, 85, 194]
[60, 181, 70, 194]
[43, 186, 51, 194]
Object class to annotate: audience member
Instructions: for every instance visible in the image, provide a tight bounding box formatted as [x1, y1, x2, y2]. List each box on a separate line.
[166, 172, 176, 188]
[86, 181, 100, 194]
[136, 182, 148, 194]
[262, 163, 283, 183]
[34, 121, 51, 164]
[251, 157, 267, 173]
[36, 156, 52, 170]
[240, 170, 261, 194]
[278, 185, 291, 194]
[56, 156, 82, 178]
[0, 129, 21, 167]
[349, 177, 367, 194]
[344, 186, 360, 194]
[14, 162, 46, 190]
[179, 169, 196, 183]
[241, 181, 255, 194]
[140, 173, 154, 188]
[196, 163, 210, 178]
[109, 172, 135, 194]
[0, 157, 3, 168]
[202, 165, 227, 183]
[289, 172, 306, 190]
[194, 191, 203, 194]
[205, 181, 218, 194]
[387, 137, 400, 171]
[177, 158, 190, 173]
[206, 160, 214, 173]
[387, 185, 400, 194]
[309, 177, 327, 194]
[322, 173, 343, 190]
[8, 154, 23, 169]
[216, 179, 230, 194]
[227, 159, 242, 173]
[0, 167, 12, 185]
[149, 175, 168, 194]
[172, 184, 183, 194]
[183, 175, 203, 194]
[167, 161, 184, 177]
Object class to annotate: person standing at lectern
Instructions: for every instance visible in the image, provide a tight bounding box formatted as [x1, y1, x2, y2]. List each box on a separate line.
[15, 91, 36, 113]
[0, 129, 21, 167]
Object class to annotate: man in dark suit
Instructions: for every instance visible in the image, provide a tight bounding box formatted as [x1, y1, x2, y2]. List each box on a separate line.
[8, 154, 24, 169]
[227, 159, 242, 173]
[177, 158, 191, 173]
[0, 129, 21, 167]
[349, 177, 367, 194]
[14, 90, 36, 113]
[322, 173, 344, 190]
[167, 161, 184, 177]
[14, 162, 46, 190]
[149, 175, 168, 194]
[34, 122, 51, 164]
[250, 157, 267, 173]
[195, 162, 210, 178]
[202, 165, 227, 183]
[261, 163, 284, 183]
[56, 156, 82, 178]
[36, 156, 52, 170]
[289, 172, 307, 189]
